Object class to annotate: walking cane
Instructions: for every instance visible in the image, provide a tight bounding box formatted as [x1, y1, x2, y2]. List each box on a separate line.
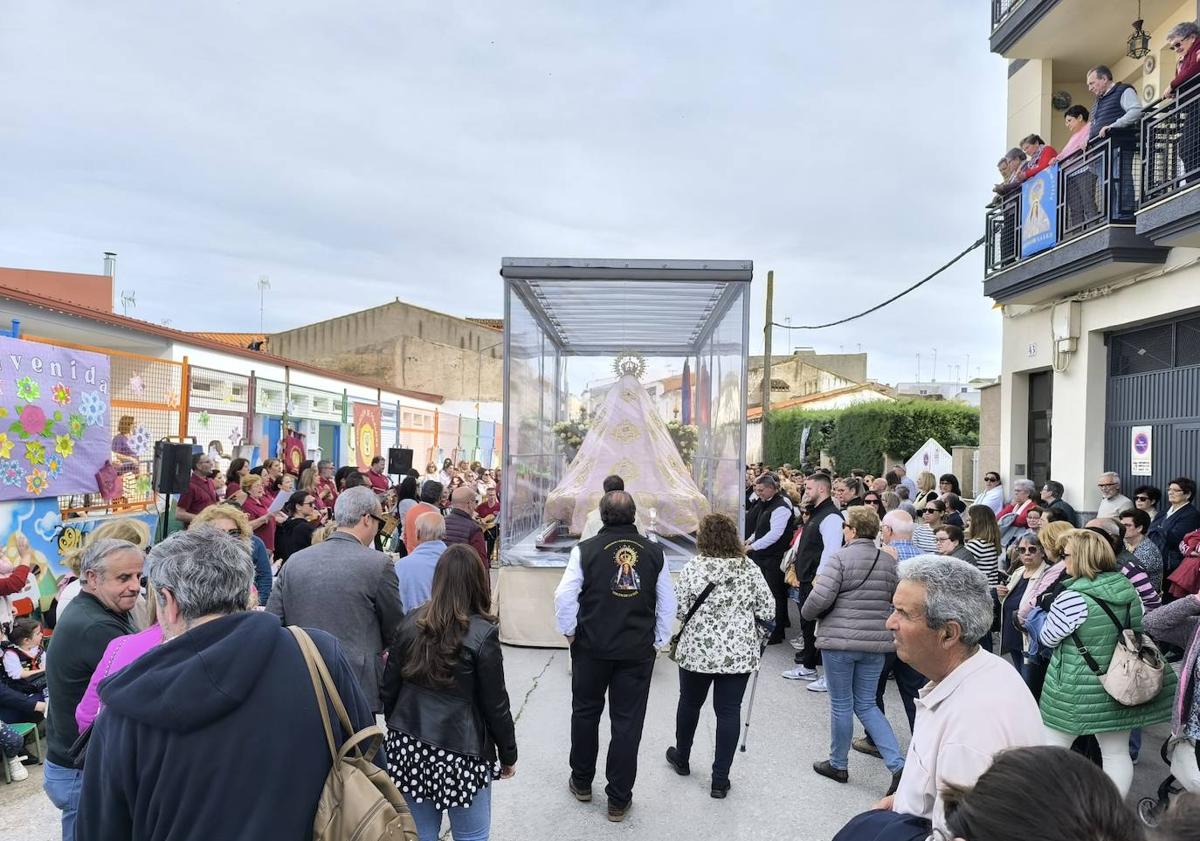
[739, 624, 772, 753]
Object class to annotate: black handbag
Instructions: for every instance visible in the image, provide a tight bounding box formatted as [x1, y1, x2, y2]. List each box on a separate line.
[668, 582, 716, 661]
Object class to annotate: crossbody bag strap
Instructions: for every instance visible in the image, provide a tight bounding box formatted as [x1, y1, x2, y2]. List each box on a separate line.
[836, 549, 883, 598]
[681, 583, 717, 631]
[288, 626, 339, 763]
[1067, 593, 1128, 677]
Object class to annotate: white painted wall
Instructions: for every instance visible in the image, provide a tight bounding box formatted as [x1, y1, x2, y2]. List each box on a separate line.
[998, 250, 1200, 512]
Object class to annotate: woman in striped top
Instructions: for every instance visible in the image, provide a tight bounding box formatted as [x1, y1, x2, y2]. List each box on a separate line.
[912, 499, 945, 553]
[964, 505, 1003, 585]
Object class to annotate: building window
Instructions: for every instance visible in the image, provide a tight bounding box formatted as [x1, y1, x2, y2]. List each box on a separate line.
[1110, 325, 1174, 376]
[1177, 316, 1200, 367]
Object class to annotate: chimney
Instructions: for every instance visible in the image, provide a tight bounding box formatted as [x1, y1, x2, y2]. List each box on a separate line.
[103, 252, 117, 312]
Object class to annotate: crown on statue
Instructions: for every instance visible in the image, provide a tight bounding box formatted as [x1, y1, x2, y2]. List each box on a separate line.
[612, 351, 647, 380]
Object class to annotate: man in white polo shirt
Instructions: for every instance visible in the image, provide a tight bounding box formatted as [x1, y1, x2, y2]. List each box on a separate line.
[881, 555, 1046, 837]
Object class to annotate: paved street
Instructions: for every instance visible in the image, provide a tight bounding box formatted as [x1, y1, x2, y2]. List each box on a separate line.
[3, 622, 1174, 841]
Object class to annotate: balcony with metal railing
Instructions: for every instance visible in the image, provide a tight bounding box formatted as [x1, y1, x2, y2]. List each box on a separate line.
[1137, 80, 1200, 246]
[983, 131, 1167, 303]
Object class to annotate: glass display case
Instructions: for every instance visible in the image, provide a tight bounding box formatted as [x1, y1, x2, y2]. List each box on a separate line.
[500, 258, 752, 573]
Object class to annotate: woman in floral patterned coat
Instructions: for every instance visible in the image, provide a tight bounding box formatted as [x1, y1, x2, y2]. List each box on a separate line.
[666, 513, 774, 798]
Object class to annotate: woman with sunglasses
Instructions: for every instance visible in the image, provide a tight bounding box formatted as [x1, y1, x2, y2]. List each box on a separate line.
[861, 492, 885, 519]
[999, 534, 1050, 675]
[1149, 477, 1200, 577]
[912, 499, 945, 553]
[275, 491, 321, 566]
[1133, 484, 1160, 520]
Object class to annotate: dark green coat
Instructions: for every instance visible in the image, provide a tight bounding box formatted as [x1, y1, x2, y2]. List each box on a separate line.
[1040, 571, 1175, 735]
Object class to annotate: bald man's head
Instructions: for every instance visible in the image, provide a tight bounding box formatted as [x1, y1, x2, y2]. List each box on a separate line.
[451, 486, 477, 511]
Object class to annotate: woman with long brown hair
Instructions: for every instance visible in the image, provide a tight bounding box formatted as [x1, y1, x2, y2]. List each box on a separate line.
[381, 544, 516, 840]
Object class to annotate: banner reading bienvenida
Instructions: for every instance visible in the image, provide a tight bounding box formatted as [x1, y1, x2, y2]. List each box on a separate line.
[0, 336, 111, 500]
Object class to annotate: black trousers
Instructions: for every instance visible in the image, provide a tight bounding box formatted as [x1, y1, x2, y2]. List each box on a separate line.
[874, 653, 924, 734]
[753, 557, 788, 638]
[797, 582, 821, 669]
[569, 650, 655, 806]
[674, 668, 751, 782]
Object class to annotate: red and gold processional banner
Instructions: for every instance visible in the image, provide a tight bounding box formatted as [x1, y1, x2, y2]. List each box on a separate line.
[352, 403, 381, 472]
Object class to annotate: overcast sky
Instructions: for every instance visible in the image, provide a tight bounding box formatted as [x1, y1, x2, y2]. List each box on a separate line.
[1, 1, 1006, 386]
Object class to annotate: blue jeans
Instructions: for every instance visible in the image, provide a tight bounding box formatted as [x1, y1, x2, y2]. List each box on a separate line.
[43, 760, 83, 841]
[822, 650, 905, 773]
[404, 785, 492, 841]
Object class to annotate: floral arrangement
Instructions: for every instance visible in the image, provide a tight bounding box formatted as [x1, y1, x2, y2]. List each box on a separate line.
[552, 409, 699, 467]
[665, 420, 699, 467]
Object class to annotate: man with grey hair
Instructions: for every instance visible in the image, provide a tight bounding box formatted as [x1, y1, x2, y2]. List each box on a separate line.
[267, 485, 403, 711]
[396, 510, 447, 611]
[77, 526, 379, 841]
[878, 555, 1045, 837]
[44, 538, 143, 841]
[1096, 471, 1133, 519]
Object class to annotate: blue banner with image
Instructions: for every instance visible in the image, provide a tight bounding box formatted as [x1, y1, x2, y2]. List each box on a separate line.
[1020, 164, 1058, 258]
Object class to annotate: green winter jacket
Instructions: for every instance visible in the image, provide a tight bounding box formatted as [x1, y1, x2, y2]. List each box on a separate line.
[1040, 571, 1176, 735]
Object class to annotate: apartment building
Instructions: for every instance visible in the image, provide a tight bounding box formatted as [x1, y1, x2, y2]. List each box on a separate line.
[986, 0, 1200, 517]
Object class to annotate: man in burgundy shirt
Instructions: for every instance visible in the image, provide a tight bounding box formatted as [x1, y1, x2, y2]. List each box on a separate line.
[176, 453, 218, 525]
[444, 486, 488, 567]
[366, 456, 391, 494]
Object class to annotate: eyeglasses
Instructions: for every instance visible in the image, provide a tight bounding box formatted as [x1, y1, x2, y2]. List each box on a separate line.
[1135, 495, 1150, 501]
[984, 476, 999, 482]
[1018, 546, 1041, 554]
[935, 536, 952, 543]
[369, 513, 386, 529]
[1171, 40, 1185, 51]
[924, 509, 939, 514]
[1097, 482, 1118, 489]
[224, 527, 241, 537]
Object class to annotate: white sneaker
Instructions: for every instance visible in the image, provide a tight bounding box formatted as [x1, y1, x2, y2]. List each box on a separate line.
[782, 666, 818, 681]
[7, 755, 28, 781]
[789, 636, 806, 650]
[806, 676, 829, 693]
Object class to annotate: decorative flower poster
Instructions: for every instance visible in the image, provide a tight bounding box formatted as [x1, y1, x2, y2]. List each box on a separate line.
[0, 336, 111, 500]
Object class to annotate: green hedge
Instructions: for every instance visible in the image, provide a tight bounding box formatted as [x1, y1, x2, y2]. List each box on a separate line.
[764, 400, 979, 473]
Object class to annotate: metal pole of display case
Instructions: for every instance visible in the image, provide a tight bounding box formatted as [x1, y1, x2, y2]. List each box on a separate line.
[759, 270, 773, 467]
[739, 280, 752, 535]
[500, 278, 513, 564]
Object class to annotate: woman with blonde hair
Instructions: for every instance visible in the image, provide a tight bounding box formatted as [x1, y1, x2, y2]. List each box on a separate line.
[240, 474, 276, 557]
[667, 513, 774, 798]
[915, 471, 938, 508]
[193, 504, 273, 605]
[1038, 529, 1177, 796]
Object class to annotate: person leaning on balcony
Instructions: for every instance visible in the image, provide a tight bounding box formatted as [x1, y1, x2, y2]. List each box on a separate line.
[1050, 105, 1091, 165]
[1016, 134, 1057, 181]
[1086, 65, 1142, 141]
[1165, 21, 1200, 98]
[991, 148, 1027, 197]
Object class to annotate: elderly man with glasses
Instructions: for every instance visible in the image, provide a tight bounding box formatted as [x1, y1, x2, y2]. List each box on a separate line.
[1095, 471, 1133, 519]
[266, 485, 403, 712]
[975, 472, 1005, 514]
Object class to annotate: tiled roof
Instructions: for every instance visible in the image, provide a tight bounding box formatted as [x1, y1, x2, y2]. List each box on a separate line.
[0, 285, 443, 404]
[465, 317, 503, 331]
[190, 332, 267, 349]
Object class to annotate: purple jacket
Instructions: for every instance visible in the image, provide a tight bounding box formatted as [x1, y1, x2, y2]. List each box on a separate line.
[1143, 596, 1200, 744]
[75, 625, 163, 732]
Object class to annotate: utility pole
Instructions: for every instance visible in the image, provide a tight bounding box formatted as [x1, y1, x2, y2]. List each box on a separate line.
[760, 270, 774, 462]
[257, 275, 271, 335]
[931, 347, 938, 382]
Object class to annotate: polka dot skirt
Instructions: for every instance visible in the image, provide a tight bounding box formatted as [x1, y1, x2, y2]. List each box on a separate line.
[385, 730, 497, 811]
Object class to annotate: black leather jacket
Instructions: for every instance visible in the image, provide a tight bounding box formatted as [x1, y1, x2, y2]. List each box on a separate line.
[380, 612, 517, 767]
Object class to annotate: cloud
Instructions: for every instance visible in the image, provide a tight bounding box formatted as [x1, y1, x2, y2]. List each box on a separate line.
[34, 507, 62, 542]
[0, 0, 1007, 386]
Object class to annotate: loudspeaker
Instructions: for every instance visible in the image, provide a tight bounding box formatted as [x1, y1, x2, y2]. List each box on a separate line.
[155, 441, 195, 494]
[388, 447, 414, 475]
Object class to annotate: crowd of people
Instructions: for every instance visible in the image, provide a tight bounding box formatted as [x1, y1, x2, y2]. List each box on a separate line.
[0, 449, 509, 839]
[5, 445, 1200, 839]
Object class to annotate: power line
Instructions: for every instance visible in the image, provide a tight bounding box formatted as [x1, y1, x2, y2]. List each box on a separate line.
[771, 234, 985, 331]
